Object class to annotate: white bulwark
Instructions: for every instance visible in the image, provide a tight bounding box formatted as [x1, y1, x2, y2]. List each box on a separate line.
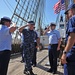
[58, 21, 66, 39]
[40, 35, 49, 48]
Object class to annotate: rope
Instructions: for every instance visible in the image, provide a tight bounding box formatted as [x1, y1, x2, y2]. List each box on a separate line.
[3, 0, 13, 13]
[7, 0, 14, 10]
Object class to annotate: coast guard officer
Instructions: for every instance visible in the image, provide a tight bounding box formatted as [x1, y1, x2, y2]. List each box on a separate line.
[61, 3, 75, 75]
[44, 23, 61, 74]
[0, 16, 16, 75]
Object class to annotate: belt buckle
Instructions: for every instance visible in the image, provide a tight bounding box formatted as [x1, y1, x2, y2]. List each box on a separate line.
[51, 44, 52, 46]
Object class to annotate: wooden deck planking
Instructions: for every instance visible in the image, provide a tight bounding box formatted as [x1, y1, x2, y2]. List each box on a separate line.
[8, 50, 64, 75]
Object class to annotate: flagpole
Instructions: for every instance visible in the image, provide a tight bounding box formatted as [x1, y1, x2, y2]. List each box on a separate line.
[64, 0, 69, 38]
[56, 11, 60, 26]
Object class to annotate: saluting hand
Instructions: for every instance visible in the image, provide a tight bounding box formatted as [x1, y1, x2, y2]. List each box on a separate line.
[12, 23, 18, 29]
[26, 24, 29, 27]
[12, 22, 16, 27]
[61, 54, 67, 64]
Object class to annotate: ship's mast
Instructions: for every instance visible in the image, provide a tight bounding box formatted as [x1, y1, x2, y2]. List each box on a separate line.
[11, 0, 45, 44]
[12, 0, 45, 29]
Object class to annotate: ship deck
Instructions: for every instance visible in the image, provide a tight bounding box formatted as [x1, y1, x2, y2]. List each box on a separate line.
[7, 50, 64, 75]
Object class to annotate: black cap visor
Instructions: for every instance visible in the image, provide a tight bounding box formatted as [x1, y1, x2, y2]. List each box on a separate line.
[1, 18, 11, 22]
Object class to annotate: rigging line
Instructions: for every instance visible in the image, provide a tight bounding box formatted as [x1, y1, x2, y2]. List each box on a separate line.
[6, 0, 14, 10]
[42, 6, 46, 22]
[3, 0, 13, 13]
[43, 11, 49, 24]
[41, 0, 47, 27]
[42, 0, 49, 24]
[42, 4, 49, 23]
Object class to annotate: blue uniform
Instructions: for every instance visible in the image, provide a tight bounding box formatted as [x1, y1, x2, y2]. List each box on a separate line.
[32, 31, 38, 66]
[0, 25, 12, 75]
[22, 29, 38, 71]
[47, 30, 61, 72]
[0, 25, 12, 51]
[20, 34, 24, 62]
[64, 15, 75, 75]
[47, 30, 60, 44]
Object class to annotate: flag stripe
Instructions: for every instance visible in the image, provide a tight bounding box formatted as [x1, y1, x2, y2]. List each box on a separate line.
[53, 0, 65, 14]
[53, 1, 61, 14]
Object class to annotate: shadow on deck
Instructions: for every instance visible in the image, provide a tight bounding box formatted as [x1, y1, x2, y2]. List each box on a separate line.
[8, 50, 64, 75]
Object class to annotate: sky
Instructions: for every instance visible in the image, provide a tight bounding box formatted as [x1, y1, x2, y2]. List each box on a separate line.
[0, 0, 16, 18]
[0, 0, 65, 27]
[45, 0, 65, 25]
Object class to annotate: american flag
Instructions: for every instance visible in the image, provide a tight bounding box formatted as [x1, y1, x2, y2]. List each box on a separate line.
[61, 0, 65, 10]
[53, 0, 65, 14]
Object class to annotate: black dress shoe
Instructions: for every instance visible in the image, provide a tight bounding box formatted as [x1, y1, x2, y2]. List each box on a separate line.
[24, 70, 30, 75]
[47, 69, 53, 73]
[29, 70, 35, 75]
[33, 64, 36, 67]
[20, 60, 24, 63]
[53, 71, 57, 74]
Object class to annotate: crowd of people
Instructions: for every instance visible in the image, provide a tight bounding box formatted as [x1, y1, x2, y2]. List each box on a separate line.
[0, 3, 75, 75]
